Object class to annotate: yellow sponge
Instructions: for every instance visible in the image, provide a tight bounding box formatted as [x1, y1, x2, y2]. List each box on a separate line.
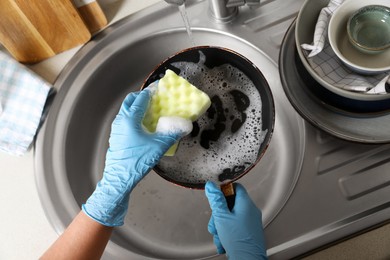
[143, 69, 211, 156]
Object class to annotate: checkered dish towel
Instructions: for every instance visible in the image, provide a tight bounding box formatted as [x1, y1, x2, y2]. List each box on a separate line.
[0, 51, 52, 156]
[300, 0, 390, 94]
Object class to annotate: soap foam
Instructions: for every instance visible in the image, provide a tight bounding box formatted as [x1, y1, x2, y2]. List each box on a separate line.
[156, 116, 193, 136]
[157, 51, 268, 185]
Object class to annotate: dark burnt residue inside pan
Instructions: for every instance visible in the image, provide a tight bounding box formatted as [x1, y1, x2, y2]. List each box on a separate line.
[199, 95, 226, 150]
[198, 89, 250, 149]
[229, 89, 250, 133]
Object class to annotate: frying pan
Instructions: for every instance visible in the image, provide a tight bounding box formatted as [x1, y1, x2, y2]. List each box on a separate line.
[142, 46, 275, 209]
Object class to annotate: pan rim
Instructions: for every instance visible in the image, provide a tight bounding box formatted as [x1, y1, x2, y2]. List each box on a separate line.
[141, 45, 276, 190]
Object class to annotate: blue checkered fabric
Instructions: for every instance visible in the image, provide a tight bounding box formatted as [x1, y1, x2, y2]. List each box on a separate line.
[0, 51, 52, 156]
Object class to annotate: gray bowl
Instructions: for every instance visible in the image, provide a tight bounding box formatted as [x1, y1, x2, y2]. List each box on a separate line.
[347, 5, 390, 54]
[328, 0, 390, 75]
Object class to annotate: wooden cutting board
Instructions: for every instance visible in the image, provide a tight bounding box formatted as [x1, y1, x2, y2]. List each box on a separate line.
[0, 0, 91, 63]
[74, 0, 108, 33]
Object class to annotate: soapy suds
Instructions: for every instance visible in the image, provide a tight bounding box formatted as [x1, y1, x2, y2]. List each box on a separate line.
[156, 116, 193, 136]
[157, 51, 268, 185]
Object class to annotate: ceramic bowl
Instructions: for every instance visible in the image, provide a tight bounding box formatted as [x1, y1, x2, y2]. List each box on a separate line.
[295, 0, 390, 105]
[329, 1, 390, 74]
[347, 5, 390, 54]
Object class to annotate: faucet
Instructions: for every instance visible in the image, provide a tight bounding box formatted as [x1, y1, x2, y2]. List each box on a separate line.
[164, 0, 260, 22]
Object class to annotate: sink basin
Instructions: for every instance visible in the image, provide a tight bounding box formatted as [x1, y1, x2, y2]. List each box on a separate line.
[35, 1, 304, 259]
[36, 0, 390, 259]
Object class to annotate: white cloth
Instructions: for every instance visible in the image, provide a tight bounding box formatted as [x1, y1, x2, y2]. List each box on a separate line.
[301, 0, 344, 57]
[0, 51, 52, 156]
[300, 0, 389, 94]
[367, 75, 390, 94]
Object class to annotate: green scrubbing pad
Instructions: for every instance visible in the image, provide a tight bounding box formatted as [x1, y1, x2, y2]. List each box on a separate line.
[143, 69, 211, 156]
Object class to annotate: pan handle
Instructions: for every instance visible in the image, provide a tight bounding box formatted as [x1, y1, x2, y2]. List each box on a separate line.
[221, 183, 236, 211]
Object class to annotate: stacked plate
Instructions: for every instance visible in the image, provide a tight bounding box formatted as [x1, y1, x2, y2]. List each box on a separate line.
[279, 0, 390, 143]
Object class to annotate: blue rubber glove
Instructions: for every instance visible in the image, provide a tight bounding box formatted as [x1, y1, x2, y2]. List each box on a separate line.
[205, 181, 267, 259]
[82, 90, 183, 226]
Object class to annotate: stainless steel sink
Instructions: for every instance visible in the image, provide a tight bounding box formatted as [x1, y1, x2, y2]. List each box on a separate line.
[35, 0, 390, 259]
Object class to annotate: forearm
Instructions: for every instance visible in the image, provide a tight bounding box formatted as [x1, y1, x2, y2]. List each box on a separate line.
[41, 211, 113, 260]
[41, 90, 183, 259]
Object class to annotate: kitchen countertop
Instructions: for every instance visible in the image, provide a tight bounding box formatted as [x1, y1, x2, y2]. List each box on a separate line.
[0, 0, 389, 259]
